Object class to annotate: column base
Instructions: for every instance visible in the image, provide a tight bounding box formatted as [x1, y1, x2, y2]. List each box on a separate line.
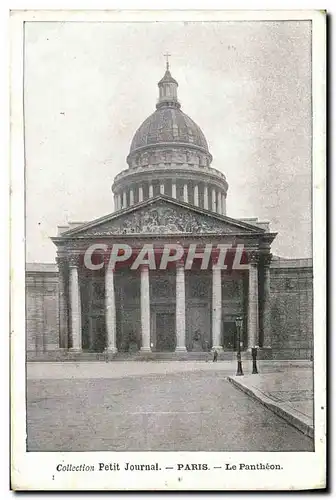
[175, 346, 187, 352]
[106, 347, 118, 354]
[140, 347, 152, 352]
[246, 346, 259, 352]
[212, 346, 223, 351]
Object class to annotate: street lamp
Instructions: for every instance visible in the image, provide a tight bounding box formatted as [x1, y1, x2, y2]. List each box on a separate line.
[252, 346, 259, 374]
[235, 316, 244, 376]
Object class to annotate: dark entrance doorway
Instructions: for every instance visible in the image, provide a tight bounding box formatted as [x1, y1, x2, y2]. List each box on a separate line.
[222, 321, 237, 350]
[156, 313, 175, 351]
[89, 315, 106, 352]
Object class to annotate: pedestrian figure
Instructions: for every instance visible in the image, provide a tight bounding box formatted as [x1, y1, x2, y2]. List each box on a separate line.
[213, 349, 218, 362]
[204, 340, 209, 362]
[104, 347, 109, 363]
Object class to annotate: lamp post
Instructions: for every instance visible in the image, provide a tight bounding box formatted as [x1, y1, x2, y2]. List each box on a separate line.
[235, 315, 244, 376]
[252, 346, 259, 374]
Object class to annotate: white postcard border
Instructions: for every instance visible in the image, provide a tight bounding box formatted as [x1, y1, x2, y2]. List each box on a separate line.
[10, 8, 326, 491]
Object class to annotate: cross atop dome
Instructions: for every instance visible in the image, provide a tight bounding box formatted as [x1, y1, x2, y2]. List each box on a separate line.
[164, 52, 171, 70]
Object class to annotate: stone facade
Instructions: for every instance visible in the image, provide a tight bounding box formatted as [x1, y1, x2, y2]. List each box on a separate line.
[25, 257, 313, 360]
[26, 263, 59, 356]
[269, 259, 313, 359]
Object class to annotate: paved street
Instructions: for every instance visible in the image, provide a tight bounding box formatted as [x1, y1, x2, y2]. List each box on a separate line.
[27, 363, 314, 452]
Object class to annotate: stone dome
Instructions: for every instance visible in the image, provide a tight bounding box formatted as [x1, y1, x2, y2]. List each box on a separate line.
[112, 61, 228, 217]
[129, 107, 209, 154]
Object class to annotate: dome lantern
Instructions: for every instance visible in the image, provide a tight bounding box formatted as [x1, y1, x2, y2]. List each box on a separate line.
[156, 54, 180, 110]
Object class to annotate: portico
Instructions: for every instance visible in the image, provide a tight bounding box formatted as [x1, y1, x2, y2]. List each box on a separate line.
[53, 197, 275, 355]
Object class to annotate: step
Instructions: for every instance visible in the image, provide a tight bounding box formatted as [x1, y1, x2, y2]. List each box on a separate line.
[27, 350, 252, 362]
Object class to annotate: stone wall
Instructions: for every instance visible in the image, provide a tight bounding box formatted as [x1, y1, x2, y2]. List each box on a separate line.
[26, 263, 59, 357]
[269, 258, 313, 359]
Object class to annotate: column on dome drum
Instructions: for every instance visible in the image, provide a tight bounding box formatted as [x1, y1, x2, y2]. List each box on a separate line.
[198, 183, 204, 209]
[142, 183, 149, 201]
[153, 181, 160, 197]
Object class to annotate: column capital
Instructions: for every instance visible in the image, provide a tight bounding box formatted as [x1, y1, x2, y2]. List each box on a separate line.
[176, 259, 185, 269]
[68, 254, 80, 267]
[248, 250, 260, 265]
[260, 253, 273, 267]
[103, 252, 112, 267]
[139, 264, 150, 272]
[56, 255, 68, 270]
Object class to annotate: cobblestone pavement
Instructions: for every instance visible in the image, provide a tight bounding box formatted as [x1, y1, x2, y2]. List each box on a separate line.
[27, 362, 314, 452]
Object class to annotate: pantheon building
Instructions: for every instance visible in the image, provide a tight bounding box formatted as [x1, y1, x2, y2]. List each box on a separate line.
[26, 63, 313, 360]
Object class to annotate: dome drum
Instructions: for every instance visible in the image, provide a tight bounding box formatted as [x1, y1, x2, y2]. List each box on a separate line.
[127, 145, 212, 169]
[113, 164, 227, 191]
[112, 164, 228, 215]
[113, 176, 227, 216]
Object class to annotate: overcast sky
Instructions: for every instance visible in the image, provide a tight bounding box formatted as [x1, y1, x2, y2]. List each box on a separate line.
[24, 20, 312, 263]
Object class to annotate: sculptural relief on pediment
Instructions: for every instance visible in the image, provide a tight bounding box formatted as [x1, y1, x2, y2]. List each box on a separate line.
[79, 203, 242, 236]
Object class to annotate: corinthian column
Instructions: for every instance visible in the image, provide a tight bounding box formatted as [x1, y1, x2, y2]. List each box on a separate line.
[56, 256, 68, 349]
[248, 251, 259, 349]
[105, 267, 118, 353]
[183, 183, 188, 203]
[212, 188, 216, 212]
[172, 182, 177, 199]
[262, 254, 273, 348]
[129, 189, 134, 206]
[140, 265, 151, 351]
[194, 184, 199, 206]
[204, 185, 209, 209]
[222, 193, 226, 215]
[217, 191, 222, 214]
[212, 265, 223, 350]
[138, 185, 143, 202]
[175, 264, 187, 352]
[69, 255, 82, 351]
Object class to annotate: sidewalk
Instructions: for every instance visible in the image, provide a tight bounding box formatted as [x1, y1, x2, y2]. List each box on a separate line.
[227, 366, 314, 439]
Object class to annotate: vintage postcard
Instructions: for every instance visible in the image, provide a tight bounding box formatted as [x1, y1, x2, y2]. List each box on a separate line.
[10, 8, 326, 491]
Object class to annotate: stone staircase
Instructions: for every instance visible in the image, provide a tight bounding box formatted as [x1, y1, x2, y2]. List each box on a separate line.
[26, 347, 311, 362]
[27, 349, 254, 362]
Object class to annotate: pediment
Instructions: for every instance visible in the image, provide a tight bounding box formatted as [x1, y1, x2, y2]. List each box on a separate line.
[60, 196, 264, 237]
